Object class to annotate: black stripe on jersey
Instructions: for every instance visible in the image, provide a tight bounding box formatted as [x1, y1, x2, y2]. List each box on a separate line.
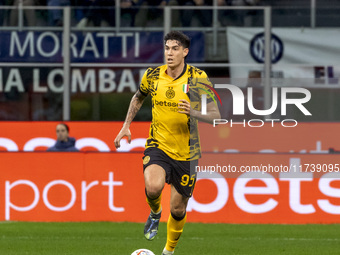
[146, 67, 157, 76]
[187, 66, 215, 104]
[146, 138, 159, 148]
[139, 88, 148, 96]
[187, 150, 201, 161]
[207, 97, 214, 103]
[174, 63, 187, 81]
[150, 123, 154, 136]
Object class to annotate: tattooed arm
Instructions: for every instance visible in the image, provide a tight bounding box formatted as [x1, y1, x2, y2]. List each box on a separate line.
[114, 90, 147, 148]
[178, 99, 221, 124]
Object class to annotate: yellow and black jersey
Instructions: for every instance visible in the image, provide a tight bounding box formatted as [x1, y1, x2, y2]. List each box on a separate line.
[139, 64, 213, 161]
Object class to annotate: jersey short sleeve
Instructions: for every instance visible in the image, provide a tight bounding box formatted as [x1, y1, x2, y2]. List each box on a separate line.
[139, 68, 152, 96]
[196, 71, 215, 104]
[189, 69, 216, 106]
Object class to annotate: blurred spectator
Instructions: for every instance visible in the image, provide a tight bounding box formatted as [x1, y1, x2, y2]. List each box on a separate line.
[75, 0, 116, 27]
[47, 0, 70, 26]
[120, 0, 138, 26]
[72, 0, 89, 25]
[177, 0, 213, 27]
[9, 0, 36, 26]
[219, 0, 260, 26]
[47, 123, 79, 152]
[134, 0, 168, 27]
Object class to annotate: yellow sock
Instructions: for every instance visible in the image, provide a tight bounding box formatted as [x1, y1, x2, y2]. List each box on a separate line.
[165, 212, 187, 252]
[146, 193, 162, 214]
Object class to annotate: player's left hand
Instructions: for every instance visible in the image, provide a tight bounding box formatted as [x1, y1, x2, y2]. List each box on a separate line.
[178, 99, 191, 116]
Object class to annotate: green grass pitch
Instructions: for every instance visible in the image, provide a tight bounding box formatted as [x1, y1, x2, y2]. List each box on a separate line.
[1, 222, 340, 255]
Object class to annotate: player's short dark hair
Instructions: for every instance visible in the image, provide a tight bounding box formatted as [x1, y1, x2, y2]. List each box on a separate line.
[58, 123, 69, 133]
[164, 31, 190, 49]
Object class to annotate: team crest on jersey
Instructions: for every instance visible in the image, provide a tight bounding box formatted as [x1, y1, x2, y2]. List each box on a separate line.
[166, 87, 175, 99]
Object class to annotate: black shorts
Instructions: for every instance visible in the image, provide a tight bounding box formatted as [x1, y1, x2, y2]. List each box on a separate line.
[142, 147, 198, 197]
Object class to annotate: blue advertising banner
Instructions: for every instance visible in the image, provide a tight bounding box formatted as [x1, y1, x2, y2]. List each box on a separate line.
[0, 31, 205, 63]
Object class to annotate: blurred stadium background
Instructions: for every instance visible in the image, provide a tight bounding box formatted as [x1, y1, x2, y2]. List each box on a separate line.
[1, 0, 340, 254]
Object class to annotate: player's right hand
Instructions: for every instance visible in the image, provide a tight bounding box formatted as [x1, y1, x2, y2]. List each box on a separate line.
[114, 127, 131, 149]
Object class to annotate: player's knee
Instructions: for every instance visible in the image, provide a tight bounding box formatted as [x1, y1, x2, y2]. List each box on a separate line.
[145, 184, 163, 199]
[170, 205, 186, 218]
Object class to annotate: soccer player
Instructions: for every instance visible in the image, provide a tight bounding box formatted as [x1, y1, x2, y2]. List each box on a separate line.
[114, 31, 220, 255]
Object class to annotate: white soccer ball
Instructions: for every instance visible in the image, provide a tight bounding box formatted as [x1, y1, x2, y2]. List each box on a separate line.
[131, 249, 155, 255]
